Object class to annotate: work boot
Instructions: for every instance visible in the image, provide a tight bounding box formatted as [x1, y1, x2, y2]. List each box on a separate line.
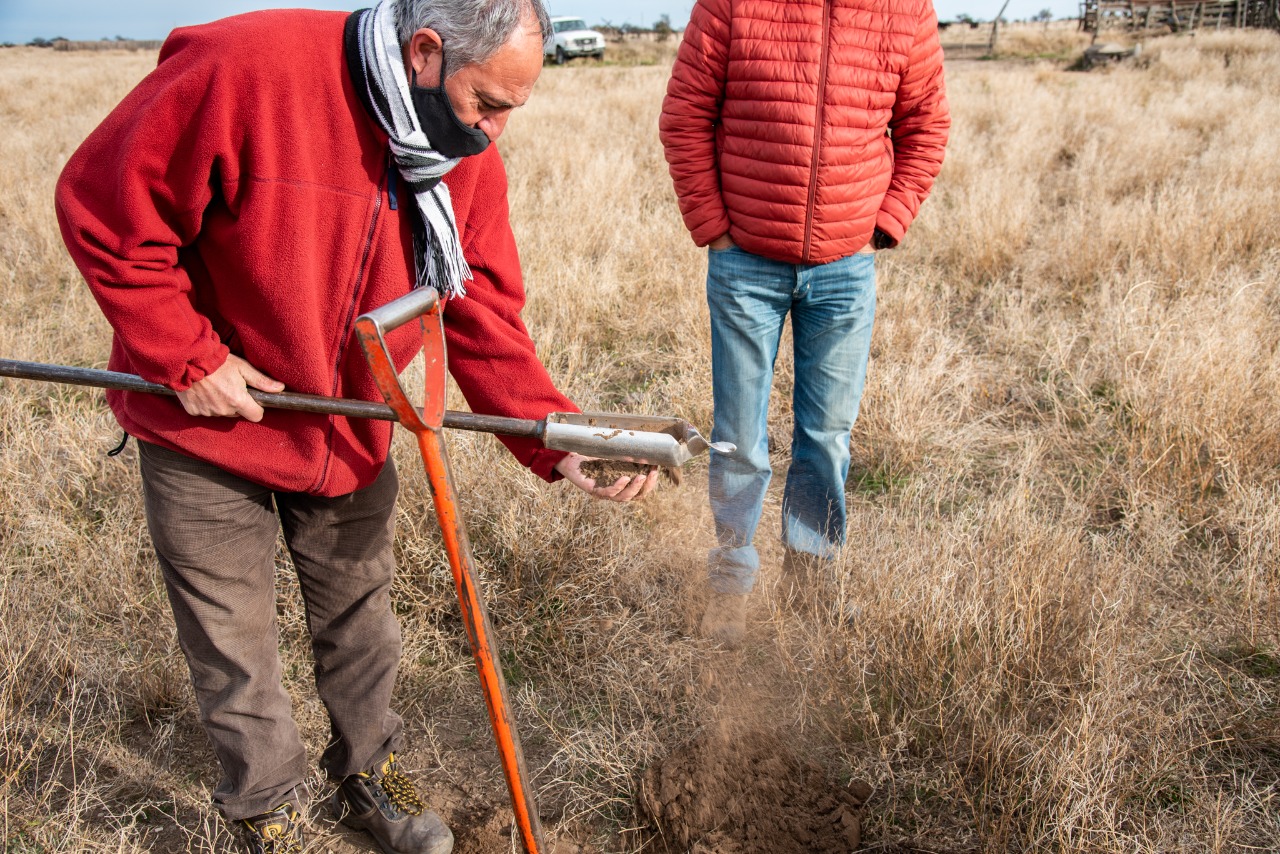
[700, 589, 747, 648]
[330, 753, 453, 854]
[237, 802, 305, 854]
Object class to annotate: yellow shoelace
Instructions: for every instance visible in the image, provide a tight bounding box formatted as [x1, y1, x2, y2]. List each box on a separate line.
[258, 828, 303, 854]
[379, 754, 425, 817]
[242, 808, 302, 854]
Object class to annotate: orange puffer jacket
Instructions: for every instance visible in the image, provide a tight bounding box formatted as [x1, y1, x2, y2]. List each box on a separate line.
[660, 0, 950, 265]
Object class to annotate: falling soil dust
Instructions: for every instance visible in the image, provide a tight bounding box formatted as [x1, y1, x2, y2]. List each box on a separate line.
[638, 726, 873, 854]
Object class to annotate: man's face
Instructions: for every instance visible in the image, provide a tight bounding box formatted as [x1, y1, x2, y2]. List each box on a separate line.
[407, 21, 544, 144]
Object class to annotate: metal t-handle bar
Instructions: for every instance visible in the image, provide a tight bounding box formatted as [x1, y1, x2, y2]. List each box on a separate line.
[0, 358, 544, 439]
[1, 361, 733, 469]
[354, 288, 547, 854]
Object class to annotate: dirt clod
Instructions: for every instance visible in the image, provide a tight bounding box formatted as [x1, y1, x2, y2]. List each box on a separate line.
[638, 729, 872, 853]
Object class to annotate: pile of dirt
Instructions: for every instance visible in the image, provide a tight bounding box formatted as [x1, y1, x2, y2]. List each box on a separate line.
[638, 728, 873, 853]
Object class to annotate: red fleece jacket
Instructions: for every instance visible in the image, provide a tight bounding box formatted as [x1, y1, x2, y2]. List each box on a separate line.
[55, 9, 574, 496]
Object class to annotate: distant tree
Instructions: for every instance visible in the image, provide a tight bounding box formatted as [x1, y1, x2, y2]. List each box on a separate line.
[28, 37, 51, 47]
[1034, 8, 1054, 22]
[654, 13, 673, 42]
[115, 34, 128, 41]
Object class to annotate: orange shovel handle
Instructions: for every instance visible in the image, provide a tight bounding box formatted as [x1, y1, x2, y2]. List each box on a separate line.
[355, 288, 545, 854]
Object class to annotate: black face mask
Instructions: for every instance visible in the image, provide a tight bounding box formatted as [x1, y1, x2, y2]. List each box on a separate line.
[409, 54, 490, 160]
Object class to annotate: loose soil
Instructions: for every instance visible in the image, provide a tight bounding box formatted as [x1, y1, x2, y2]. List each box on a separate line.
[580, 460, 682, 486]
[638, 727, 873, 854]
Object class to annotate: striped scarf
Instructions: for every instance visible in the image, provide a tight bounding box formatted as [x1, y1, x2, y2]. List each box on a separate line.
[349, 0, 472, 299]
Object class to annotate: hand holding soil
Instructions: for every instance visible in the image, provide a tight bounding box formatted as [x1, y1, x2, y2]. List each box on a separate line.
[553, 452, 662, 501]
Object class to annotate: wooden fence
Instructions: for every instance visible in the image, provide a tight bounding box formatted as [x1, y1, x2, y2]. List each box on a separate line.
[1081, 0, 1280, 31]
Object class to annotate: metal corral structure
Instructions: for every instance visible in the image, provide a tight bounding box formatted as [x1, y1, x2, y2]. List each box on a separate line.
[1081, 0, 1280, 31]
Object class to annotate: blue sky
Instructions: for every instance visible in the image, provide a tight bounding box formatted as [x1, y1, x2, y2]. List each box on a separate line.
[0, 0, 1082, 43]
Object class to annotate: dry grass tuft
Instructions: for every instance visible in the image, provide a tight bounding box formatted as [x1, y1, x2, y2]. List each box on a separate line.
[3, 31, 1279, 853]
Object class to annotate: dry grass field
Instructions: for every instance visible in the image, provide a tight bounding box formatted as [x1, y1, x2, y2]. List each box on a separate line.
[3, 28, 1280, 854]
[939, 20, 1095, 62]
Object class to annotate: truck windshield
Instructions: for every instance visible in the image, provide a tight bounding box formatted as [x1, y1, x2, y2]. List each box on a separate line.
[554, 19, 588, 33]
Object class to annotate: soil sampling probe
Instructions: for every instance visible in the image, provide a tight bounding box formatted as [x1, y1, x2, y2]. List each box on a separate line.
[0, 286, 732, 854]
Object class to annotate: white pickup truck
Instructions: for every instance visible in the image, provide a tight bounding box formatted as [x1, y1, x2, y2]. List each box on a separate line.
[545, 17, 606, 64]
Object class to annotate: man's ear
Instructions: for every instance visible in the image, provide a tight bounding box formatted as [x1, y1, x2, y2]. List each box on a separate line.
[406, 27, 444, 80]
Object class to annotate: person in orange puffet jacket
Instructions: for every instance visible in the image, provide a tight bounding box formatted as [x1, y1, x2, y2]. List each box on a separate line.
[660, 0, 950, 647]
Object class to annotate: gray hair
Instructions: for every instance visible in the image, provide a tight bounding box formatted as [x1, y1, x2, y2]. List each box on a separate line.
[395, 0, 552, 77]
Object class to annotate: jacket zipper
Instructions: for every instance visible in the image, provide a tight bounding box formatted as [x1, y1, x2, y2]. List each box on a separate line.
[311, 154, 387, 493]
[802, 0, 833, 264]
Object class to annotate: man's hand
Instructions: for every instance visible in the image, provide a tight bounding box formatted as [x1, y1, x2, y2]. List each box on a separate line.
[175, 354, 285, 422]
[708, 234, 735, 251]
[554, 453, 659, 503]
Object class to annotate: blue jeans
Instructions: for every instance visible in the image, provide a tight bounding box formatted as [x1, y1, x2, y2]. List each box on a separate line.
[706, 245, 877, 595]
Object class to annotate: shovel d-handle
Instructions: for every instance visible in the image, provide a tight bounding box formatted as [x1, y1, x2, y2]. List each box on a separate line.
[353, 288, 546, 854]
[353, 287, 442, 431]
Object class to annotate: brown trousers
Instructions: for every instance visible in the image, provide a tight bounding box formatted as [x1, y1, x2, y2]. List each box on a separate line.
[138, 440, 404, 820]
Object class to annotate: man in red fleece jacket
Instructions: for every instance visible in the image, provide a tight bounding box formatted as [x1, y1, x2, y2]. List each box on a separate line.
[55, 1, 655, 851]
[660, 0, 949, 647]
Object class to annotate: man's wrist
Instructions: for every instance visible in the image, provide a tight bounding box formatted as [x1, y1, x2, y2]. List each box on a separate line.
[871, 228, 895, 251]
